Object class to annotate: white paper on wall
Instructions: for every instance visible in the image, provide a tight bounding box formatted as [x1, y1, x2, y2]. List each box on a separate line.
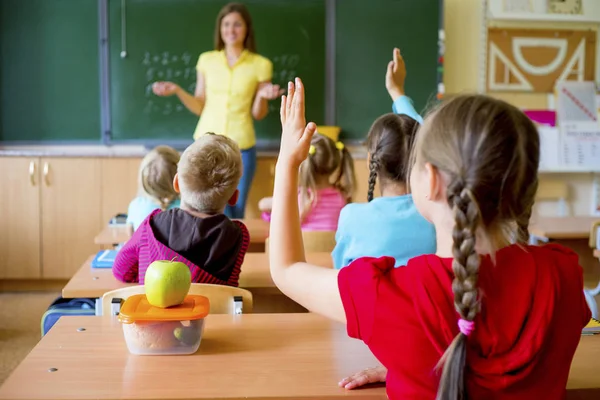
[538, 126, 561, 170]
[561, 122, 600, 168]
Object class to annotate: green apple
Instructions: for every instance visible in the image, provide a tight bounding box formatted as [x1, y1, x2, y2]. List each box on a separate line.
[144, 259, 191, 308]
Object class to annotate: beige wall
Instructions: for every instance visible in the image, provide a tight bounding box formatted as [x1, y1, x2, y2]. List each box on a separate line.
[443, 0, 599, 216]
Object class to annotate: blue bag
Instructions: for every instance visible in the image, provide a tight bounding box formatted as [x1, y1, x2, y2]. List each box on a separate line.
[40, 297, 96, 336]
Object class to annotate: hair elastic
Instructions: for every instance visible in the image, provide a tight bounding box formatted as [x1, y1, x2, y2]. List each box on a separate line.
[458, 319, 474, 336]
[335, 141, 345, 151]
[308, 145, 316, 155]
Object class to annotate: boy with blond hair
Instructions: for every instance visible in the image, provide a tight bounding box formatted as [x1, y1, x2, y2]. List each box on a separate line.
[113, 133, 249, 286]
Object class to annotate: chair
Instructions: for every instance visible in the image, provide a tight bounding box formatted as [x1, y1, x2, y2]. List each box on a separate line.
[584, 220, 600, 319]
[101, 283, 253, 318]
[302, 230, 337, 252]
[265, 230, 337, 254]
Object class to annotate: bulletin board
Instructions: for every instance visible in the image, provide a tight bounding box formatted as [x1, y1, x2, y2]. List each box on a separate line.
[487, 28, 596, 92]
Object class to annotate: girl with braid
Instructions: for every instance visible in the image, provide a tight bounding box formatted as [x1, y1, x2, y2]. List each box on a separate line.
[269, 77, 590, 400]
[331, 113, 435, 269]
[333, 47, 434, 269]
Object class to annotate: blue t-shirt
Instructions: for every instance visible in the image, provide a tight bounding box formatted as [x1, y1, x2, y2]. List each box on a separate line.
[332, 195, 436, 269]
[126, 196, 181, 231]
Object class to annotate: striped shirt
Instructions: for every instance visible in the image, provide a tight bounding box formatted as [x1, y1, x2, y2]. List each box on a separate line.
[113, 210, 249, 286]
[301, 187, 347, 231]
[261, 187, 347, 231]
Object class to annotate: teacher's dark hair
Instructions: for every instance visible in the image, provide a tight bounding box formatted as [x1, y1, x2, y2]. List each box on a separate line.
[214, 2, 257, 53]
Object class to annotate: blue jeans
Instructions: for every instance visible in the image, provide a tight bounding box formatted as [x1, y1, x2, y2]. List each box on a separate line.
[225, 146, 256, 219]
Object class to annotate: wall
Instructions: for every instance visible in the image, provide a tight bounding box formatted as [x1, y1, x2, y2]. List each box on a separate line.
[443, 0, 599, 216]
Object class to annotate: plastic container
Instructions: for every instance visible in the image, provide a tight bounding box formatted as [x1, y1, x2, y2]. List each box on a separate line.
[118, 294, 210, 355]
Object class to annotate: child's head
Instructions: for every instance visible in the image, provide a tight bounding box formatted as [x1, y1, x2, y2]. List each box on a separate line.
[138, 145, 180, 210]
[409, 94, 539, 398]
[175, 133, 242, 214]
[366, 113, 419, 201]
[298, 133, 356, 218]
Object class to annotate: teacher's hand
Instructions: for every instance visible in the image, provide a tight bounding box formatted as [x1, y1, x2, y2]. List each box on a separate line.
[152, 81, 180, 97]
[257, 83, 285, 101]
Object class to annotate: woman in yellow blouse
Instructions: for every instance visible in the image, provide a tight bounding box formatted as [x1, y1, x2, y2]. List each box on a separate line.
[152, 2, 283, 218]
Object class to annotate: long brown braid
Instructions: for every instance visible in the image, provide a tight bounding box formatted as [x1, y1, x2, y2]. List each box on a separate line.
[365, 113, 419, 201]
[411, 94, 540, 400]
[367, 156, 379, 202]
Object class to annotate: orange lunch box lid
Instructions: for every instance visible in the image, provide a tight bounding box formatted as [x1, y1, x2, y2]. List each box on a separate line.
[118, 294, 210, 324]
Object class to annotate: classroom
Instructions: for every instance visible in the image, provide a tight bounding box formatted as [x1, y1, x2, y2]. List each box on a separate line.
[1, 0, 600, 399]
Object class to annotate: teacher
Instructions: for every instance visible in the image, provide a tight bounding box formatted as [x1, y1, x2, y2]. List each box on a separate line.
[152, 2, 283, 218]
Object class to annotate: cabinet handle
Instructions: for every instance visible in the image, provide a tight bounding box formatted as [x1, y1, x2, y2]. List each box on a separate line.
[29, 161, 36, 186]
[43, 162, 50, 186]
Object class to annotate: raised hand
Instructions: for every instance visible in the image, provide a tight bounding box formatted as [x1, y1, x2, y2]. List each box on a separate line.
[385, 48, 406, 100]
[278, 78, 317, 169]
[257, 83, 285, 100]
[152, 81, 180, 97]
[338, 366, 387, 390]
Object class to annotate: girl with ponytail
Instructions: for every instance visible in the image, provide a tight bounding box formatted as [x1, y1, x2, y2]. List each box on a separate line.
[259, 132, 356, 231]
[268, 77, 590, 400]
[331, 113, 436, 270]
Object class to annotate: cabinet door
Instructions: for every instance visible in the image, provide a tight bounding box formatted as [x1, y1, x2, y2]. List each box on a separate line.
[41, 158, 102, 279]
[101, 158, 141, 224]
[0, 157, 41, 278]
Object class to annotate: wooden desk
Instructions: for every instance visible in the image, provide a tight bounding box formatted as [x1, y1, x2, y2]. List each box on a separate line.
[0, 314, 384, 400]
[94, 225, 131, 246]
[529, 216, 598, 240]
[62, 252, 333, 313]
[1, 316, 599, 399]
[93, 219, 269, 251]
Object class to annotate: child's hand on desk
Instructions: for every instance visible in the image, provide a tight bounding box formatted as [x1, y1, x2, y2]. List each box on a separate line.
[278, 78, 317, 170]
[339, 366, 387, 390]
[385, 48, 406, 101]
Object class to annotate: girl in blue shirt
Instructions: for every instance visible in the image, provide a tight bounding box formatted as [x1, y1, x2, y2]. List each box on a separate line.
[332, 48, 436, 269]
[126, 145, 181, 230]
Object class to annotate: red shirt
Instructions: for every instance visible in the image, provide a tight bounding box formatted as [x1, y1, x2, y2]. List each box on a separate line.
[338, 244, 590, 400]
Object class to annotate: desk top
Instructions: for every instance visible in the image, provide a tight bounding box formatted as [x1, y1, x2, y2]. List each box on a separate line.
[62, 252, 332, 299]
[529, 216, 598, 240]
[0, 314, 384, 400]
[94, 225, 131, 245]
[94, 219, 270, 246]
[2, 316, 600, 399]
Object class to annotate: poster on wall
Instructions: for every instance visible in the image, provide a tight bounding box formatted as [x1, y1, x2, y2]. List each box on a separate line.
[487, 28, 596, 92]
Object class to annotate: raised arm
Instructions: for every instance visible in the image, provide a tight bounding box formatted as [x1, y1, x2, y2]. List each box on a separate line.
[269, 78, 345, 323]
[386, 48, 423, 124]
[152, 70, 206, 116]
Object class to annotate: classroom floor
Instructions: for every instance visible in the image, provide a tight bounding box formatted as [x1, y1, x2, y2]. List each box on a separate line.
[0, 291, 59, 385]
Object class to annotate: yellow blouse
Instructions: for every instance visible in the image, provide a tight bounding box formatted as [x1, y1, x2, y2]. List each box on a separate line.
[194, 50, 273, 150]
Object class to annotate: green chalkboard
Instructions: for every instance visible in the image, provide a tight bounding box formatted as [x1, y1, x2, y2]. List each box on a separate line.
[335, 0, 440, 141]
[109, 0, 326, 144]
[0, 0, 101, 142]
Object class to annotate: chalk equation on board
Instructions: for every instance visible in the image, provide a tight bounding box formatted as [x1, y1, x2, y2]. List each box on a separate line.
[141, 51, 300, 116]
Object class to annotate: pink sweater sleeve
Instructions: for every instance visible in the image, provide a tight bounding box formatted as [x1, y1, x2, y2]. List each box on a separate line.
[112, 224, 144, 283]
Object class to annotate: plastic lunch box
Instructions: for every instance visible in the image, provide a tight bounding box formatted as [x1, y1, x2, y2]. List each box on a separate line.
[118, 294, 210, 355]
